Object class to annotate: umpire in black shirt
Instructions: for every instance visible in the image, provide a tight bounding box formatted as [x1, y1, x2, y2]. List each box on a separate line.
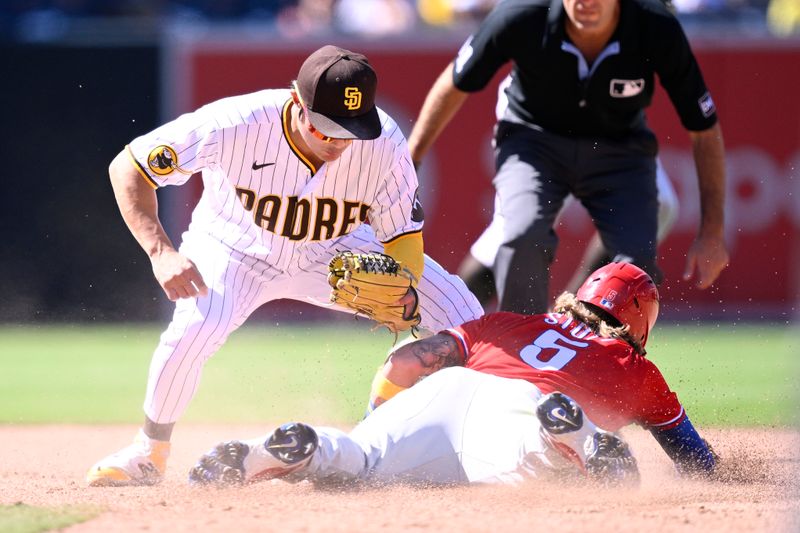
[409, 0, 728, 314]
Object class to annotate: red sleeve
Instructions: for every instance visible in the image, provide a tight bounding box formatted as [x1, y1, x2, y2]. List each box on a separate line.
[442, 312, 523, 364]
[636, 360, 686, 430]
[441, 318, 483, 364]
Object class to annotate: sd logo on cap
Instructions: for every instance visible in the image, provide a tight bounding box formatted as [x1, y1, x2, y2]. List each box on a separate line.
[294, 45, 381, 141]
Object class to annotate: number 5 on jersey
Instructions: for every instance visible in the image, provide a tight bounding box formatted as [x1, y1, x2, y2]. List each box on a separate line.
[520, 330, 589, 371]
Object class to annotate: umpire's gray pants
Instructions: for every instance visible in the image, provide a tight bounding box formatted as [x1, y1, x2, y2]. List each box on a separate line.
[492, 121, 660, 314]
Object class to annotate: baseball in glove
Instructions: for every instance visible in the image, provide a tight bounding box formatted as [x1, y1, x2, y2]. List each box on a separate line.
[328, 251, 421, 335]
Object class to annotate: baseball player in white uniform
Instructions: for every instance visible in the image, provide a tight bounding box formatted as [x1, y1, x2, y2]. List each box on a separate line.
[189, 367, 634, 487]
[86, 45, 483, 487]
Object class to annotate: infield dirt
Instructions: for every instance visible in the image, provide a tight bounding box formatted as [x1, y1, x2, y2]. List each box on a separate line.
[2, 425, 798, 532]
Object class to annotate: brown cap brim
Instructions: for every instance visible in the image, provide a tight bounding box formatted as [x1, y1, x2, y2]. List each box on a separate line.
[306, 106, 382, 141]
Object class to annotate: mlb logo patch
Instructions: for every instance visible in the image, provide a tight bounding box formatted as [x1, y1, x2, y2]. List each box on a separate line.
[609, 79, 645, 98]
[600, 298, 615, 309]
[698, 92, 716, 117]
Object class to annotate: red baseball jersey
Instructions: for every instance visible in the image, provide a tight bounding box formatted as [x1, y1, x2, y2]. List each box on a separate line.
[445, 312, 685, 432]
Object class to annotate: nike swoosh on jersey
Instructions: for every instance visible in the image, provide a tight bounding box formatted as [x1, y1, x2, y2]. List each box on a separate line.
[252, 161, 276, 170]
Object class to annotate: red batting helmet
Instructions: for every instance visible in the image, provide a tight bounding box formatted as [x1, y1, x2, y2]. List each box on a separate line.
[576, 262, 660, 349]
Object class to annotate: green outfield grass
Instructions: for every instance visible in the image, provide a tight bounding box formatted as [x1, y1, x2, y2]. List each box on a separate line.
[0, 322, 797, 427]
[0, 504, 98, 533]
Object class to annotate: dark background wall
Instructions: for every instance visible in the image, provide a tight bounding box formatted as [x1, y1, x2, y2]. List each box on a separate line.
[2, 33, 798, 324]
[1, 45, 164, 322]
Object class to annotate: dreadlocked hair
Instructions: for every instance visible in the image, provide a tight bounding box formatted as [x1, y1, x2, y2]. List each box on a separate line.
[552, 292, 646, 355]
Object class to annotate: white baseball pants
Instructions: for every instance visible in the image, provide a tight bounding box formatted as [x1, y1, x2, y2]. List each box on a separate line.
[300, 367, 588, 486]
[143, 226, 483, 424]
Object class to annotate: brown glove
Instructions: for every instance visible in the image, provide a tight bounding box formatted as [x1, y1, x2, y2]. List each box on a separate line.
[328, 251, 421, 334]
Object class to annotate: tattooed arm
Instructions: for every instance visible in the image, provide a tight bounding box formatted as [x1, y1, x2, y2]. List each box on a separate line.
[391, 334, 465, 378]
[367, 334, 464, 411]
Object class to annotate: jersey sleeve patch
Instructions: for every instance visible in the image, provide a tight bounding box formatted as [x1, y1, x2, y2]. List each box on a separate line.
[147, 145, 193, 176]
[454, 36, 474, 74]
[698, 92, 716, 118]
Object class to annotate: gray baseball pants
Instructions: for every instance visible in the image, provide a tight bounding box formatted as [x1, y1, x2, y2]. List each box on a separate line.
[492, 121, 660, 314]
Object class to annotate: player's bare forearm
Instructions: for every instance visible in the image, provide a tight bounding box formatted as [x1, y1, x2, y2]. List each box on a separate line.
[407, 63, 469, 167]
[383, 334, 464, 388]
[109, 149, 176, 259]
[683, 124, 729, 288]
[109, 149, 208, 300]
[690, 123, 726, 240]
[406, 333, 464, 371]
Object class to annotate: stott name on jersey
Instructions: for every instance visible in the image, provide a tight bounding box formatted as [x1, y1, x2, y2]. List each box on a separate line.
[235, 188, 370, 242]
[542, 312, 601, 342]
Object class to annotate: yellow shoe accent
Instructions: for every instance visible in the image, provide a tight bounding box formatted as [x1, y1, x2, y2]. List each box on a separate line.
[86, 430, 170, 487]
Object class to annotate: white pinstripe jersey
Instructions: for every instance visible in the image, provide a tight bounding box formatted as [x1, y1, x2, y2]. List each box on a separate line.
[128, 89, 422, 271]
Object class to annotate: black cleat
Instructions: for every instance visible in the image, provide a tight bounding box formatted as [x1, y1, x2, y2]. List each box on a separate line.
[585, 432, 640, 487]
[265, 422, 319, 464]
[189, 423, 319, 486]
[536, 392, 584, 435]
[188, 441, 249, 486]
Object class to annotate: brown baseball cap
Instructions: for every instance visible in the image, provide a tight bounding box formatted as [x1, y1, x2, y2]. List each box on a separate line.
[295, 45, 382, 141]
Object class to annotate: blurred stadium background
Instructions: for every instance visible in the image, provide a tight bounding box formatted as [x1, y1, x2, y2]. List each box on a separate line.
[1, 0, 798, 326]
[1, 9, 797, 531]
